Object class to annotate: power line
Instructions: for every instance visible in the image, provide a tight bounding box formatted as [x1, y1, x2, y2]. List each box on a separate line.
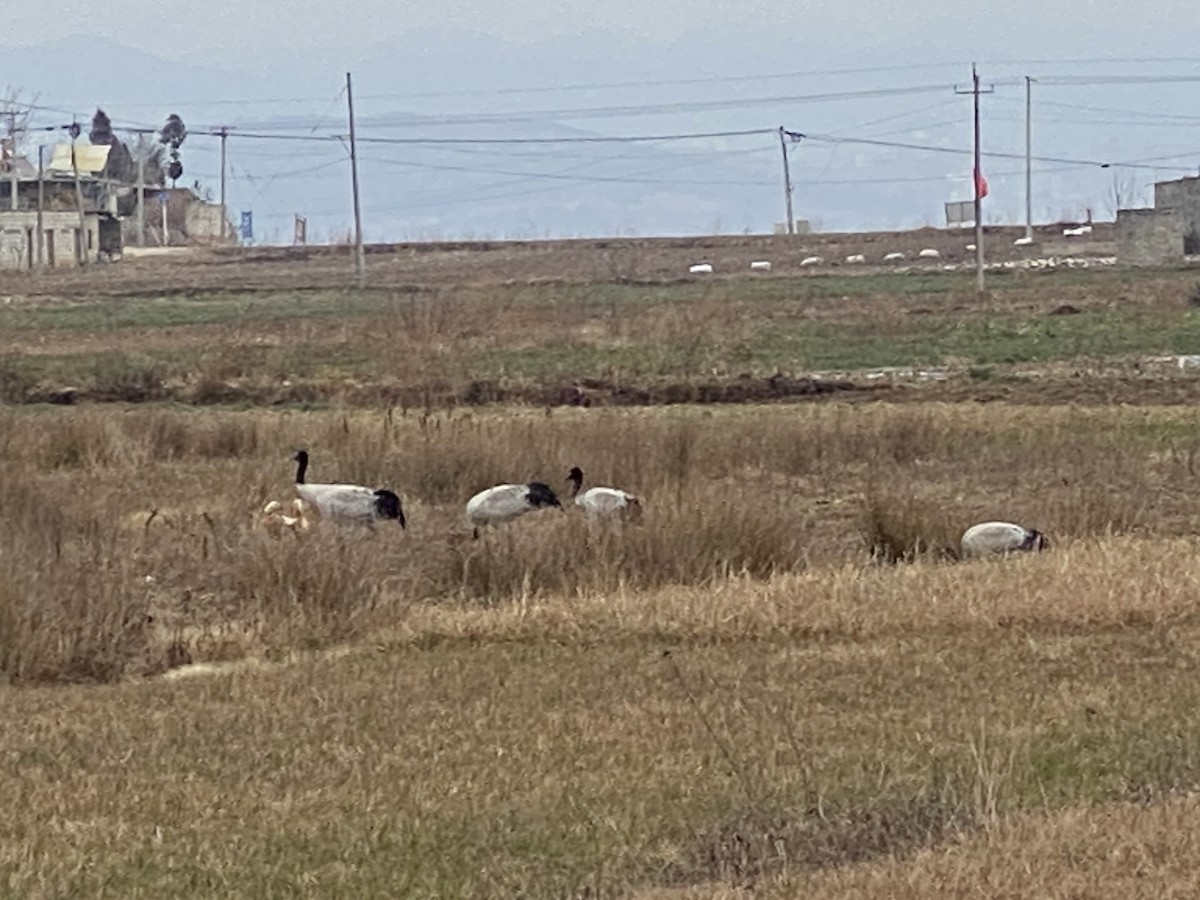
[39, 55, 1200, 110]
[1033, 75, 1200, 86]
[793, 163, 1092, 186]
[204, 84, 961, 134]
[354, 63, 977, 101]
[290, 83, 962, 128]
[219, 126, 775, 146]
[792, 130, 1198, 172]
[361, 146, 776, 187]
[996, 95, 1200, 124]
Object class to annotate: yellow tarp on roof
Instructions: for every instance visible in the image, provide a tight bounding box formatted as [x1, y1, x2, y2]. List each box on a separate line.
[47, 143, 111, 174]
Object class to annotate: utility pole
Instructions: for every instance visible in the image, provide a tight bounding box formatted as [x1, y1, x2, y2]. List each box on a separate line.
[35, 144, 44, 269]
[1024, 76, 1033, 242]
[69, 124, 88, 267]
[5, 111, 18, 212]
[777, 126, 795, 235]
[346, 72, 366, 286]
[956, 66, 992, 292]
[973, 66, 984, 291]
[136, 156, 146, 247]
[212, 126, 232, 241]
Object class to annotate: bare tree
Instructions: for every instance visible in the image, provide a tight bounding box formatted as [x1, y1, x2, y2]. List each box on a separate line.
[1106, 171, 1145, 218]
[0, 87, 38, 168]
[129, 133, 166, 185]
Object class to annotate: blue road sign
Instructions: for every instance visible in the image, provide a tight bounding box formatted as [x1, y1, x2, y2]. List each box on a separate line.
[240, 211, 253, 241]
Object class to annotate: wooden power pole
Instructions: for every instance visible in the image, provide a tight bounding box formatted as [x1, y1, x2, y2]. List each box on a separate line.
[956, 66, 992, 292]
[35, 144, 44, 269]
[973, 66, 983, 291]
[777, 126, 795, 235]
[212, 126, 232, 241]
[346, 72, 366, 286]
[1024, 76, 1033, 243]
[4, 111, 18, 212]
[69, 124, 88, 267]
[136, 156, 146, 247]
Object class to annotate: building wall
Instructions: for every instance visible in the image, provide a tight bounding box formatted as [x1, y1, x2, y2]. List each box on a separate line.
[1116, 208, 1185, 266]
[1154, 177, 1200, 250]
[0, 210, 104, 269]
[184, 201, 231, 240]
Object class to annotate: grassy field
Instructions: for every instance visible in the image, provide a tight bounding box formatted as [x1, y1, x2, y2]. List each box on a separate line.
[3, 259, 1200, 409]
[4, 242, 1200, 897]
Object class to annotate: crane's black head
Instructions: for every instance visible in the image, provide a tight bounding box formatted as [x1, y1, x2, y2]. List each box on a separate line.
[292, 449, 310, 483]
[567, 466, 584, 485]
[526, 482, 562, 509]
[373, 489, 406, 528]
[1023, 529, 1050, 552]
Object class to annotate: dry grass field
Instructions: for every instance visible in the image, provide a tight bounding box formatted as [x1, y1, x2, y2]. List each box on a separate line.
[4, 236, 1200, 897]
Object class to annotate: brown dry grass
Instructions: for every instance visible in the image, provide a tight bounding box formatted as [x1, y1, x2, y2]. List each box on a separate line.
[642, 797, 1200, 899]
[0, 401, 1198, 895]
[5, 243, 1200, 894]
[1, 400, 1196, 682]
[6, 538, 1200, 896]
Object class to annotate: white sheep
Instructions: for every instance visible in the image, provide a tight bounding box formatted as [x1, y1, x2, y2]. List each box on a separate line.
[845, 254, 866, 264]
[917, 248, 941, 259]
[800, 256, 824, 267]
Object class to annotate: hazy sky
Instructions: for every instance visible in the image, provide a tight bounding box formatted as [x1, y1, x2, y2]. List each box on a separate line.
[4, 1, 1200, 240]
[5, 0, 1193, 66]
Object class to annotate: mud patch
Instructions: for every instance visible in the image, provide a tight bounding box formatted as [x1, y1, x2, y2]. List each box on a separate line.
[666, 797, 972, 889]
[19, 374, 889, 410]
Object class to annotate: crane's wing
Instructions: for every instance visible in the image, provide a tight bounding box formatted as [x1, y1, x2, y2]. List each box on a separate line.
[296, 483, 376, 522]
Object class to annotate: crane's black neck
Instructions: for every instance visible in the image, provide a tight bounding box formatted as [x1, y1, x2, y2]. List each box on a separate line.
[294, 450, 309, 484]
[567, 467, 584, 498]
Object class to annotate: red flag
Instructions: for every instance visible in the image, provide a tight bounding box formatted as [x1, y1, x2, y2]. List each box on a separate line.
[974, 168, 989, 200]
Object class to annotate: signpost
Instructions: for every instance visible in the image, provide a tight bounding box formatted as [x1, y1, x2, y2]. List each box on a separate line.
[158, 190, 168, 246]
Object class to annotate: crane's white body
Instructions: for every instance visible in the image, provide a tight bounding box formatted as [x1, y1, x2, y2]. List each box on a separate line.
[291, 450, 405, 529]
[465, 482, 562, 536]
[960, 521, 1048, 559]
[575, 486, 639, 517]
[567, 467, 642, 519]
[296, 483, 386, 525]
[466, 484, 538, 526]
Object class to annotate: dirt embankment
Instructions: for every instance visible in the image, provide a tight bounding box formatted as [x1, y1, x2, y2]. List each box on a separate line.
[0, 222, 1117, 300]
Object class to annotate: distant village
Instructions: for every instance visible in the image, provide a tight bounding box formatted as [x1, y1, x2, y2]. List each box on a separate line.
[3, 105, 1199, 272]
[0, 109, 231, 269]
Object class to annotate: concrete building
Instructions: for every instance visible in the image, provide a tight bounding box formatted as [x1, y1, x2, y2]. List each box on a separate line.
[0, 143, 123, 268]
[0, 209, 120, 269]
[1116, 174, 1200, 265]
[1154, 176, 1200, 253]
[1116, 208, 1185, 267]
